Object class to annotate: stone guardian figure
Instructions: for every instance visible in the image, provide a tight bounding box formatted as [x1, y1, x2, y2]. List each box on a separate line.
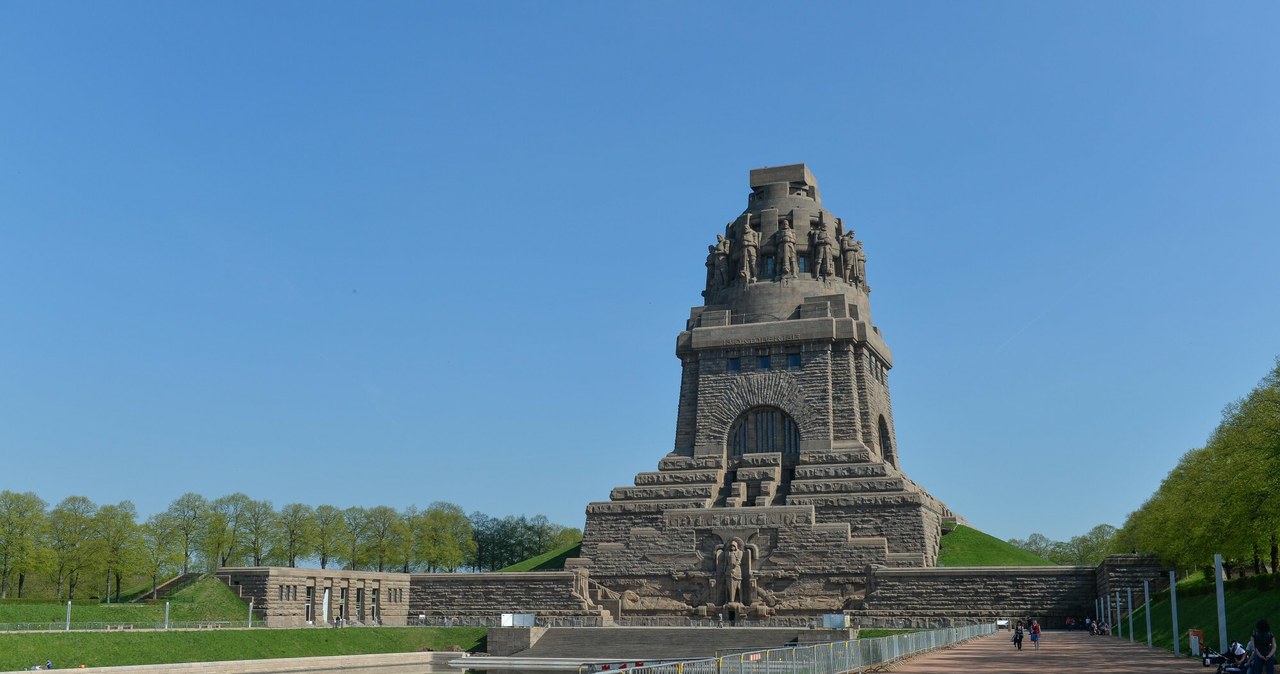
[714, 234, 730, 287]
[739, 216, 759, 283]
[775, 218, 798, 279]
[854, 240, 868, 290]
[810, 224, 835, 279]
[717, 540, 747, 605]
[840, 230, 858, 284]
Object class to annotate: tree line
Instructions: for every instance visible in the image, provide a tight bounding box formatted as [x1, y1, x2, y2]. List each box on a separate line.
[1111, 358, 1280, 578]
[1006, 524, 1119, 565]
[0, 492, 582, 601]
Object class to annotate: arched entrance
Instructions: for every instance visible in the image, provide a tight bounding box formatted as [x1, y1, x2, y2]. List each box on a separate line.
[728, 406, 800, 463]
[878, 415, 897, 468]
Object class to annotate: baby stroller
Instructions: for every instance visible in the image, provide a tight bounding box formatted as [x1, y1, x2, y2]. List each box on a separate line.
[1202, 642, 1249, 674]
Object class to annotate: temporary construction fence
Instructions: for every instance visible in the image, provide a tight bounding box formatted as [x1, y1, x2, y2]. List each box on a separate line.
[592, 623, 997, 674]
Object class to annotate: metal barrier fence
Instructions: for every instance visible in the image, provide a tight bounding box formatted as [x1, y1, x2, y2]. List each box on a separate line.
[0, 621, 239, 632]
[605, 623, 997, 674]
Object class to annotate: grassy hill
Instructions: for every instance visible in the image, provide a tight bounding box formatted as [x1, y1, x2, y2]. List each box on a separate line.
[0, 576, 248, 626]
[499, 541, 582, 572]
[1114, 575, 1280, 653]
[936, 525, 1054, 567]
[0, 626, 486, 671]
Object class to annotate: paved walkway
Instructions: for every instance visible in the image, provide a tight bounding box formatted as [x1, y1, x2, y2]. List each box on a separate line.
[888, 631, 1205, 673]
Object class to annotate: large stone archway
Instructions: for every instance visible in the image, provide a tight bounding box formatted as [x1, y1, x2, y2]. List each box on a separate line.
[694, 373, 821, 456]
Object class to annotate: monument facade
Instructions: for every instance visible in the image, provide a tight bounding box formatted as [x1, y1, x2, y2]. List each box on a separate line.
[572, 165, 960, 621]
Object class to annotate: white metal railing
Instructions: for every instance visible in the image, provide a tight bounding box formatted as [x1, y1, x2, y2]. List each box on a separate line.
[597, 623, 996, 674]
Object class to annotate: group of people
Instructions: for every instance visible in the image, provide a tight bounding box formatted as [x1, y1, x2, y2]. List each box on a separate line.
[1224, 620, 1277, 674]
[1011, 620, 1042, 650]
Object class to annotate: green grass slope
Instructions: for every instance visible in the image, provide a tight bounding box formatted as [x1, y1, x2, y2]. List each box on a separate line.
[0, 576, 248, 625]
[0, 626, 485, 671]
[1114, 576, 1280, 654]
[936, 525, 1054, 567]
[499, 541, 583, 572]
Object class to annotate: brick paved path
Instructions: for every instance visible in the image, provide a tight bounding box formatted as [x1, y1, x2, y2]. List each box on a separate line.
[888, 630, 1206, 673]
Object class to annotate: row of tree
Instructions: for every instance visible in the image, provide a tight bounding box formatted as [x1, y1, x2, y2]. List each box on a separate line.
[0, 492, 581, 601]
[1113, 359, 1280, 577]
[1006, 524, 1119, 565]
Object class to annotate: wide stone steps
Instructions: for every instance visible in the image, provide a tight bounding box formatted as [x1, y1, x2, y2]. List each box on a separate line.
[788, 477, 906, 494]
[633, 469, 723, 486]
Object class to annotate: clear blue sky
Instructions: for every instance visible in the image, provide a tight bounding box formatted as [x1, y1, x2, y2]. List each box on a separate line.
[2, 2, 1276, 544]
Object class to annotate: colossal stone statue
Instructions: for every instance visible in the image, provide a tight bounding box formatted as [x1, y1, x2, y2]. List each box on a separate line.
[840, 230, 858, 285]
[719, 540, 746, 605]
[810, 225, 835, 279]
[775, 218, 799, 279]
[854, 240, 868, 290]
[739, 218, 759, 283]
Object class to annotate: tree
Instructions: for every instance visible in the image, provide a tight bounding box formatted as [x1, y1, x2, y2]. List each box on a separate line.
[204, 493, 251, 568]
[313, 505, 343, 570]
[140, 513, 181, 599]
[415, 502, 474, 572]
[276, 503, 316, 568]
[94, 501, 140, 602]
[165, 493, 207, 574]
[0, 491, 47, 598]
[340, 507, 369, 570]
[240, 499, 277, 566]
[362, 506, 408, 572]
[44, 496, 96, 600]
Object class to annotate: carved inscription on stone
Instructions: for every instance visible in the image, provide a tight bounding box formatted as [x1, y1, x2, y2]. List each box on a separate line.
[664, 507, 812, 529]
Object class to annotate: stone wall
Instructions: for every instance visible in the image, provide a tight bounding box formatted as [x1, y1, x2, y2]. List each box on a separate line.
[1097, 554, 1166, 598]
[858, 566, 1097, 628]
[409, 571, 602, 624]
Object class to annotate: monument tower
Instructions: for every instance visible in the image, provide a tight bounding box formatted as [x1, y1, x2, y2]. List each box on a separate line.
[572, 165, 958, 621]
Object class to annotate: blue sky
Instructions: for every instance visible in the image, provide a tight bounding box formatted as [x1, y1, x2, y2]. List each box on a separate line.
[2, 2, 1276, 544]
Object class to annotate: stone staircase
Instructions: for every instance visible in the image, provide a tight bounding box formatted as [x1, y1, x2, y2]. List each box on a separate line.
[130, 572, 202, 602]
[513, 627, 834, 659]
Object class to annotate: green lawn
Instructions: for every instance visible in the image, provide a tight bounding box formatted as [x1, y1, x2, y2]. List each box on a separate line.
[499, 541, 583, 572]
[1108, 579, 1278, 654]
[0, 576, 249, 625]
[0, 626, 486, 671]
[936, 525, 1053, 567]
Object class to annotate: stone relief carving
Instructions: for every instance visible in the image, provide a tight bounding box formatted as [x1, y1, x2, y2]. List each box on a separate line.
[715, 539, 758, 605]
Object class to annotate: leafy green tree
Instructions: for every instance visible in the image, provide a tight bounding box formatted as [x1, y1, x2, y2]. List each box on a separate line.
[165, 493, 207, 574]
[94, 501, 140, 602]
[241, 499, 277, 566]
[0, 491, 47, 601]
[277, 503, 316, 568]
[0, 490, 47, 598]
[415, 502, 474, 572]
[204, 493, 251, 568]
[340, 506, 369, 570]
[44, 496, 96, 599]
[362, 506, 407, 572]
[313, 505, 343, 569]
[140, 513, 182, 599]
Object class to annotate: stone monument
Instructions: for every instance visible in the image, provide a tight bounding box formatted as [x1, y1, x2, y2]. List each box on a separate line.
[571, 165, 959, 623]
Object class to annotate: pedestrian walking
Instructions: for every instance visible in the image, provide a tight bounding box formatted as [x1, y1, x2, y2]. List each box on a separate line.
[1030, 620, 1042, 650]
[1013, 621, 1025, 650]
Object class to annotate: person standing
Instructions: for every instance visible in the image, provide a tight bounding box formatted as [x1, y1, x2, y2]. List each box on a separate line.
[1013, 621, 1024, 650]
[1030, 620, 1042, 650]
[1249, 619, 1276, 674]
